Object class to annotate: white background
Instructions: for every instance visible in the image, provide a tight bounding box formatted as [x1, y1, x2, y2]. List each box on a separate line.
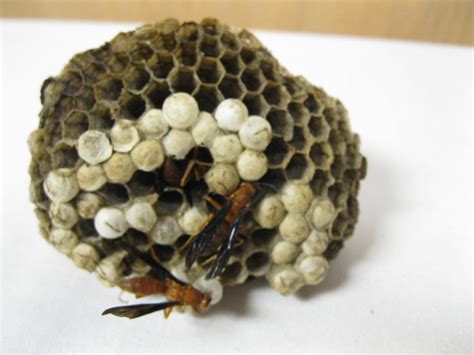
[1, 20, 472, 353]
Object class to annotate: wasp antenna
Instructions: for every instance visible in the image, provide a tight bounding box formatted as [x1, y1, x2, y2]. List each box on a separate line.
[102, 301, 182, 319]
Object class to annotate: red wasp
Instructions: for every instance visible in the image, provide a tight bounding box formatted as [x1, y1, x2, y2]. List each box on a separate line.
[181, 182, 272, 279]
[102, 243, 211, 319]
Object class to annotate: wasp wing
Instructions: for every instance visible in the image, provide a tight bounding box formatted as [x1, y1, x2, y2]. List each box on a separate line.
[102, 301, 182, 319]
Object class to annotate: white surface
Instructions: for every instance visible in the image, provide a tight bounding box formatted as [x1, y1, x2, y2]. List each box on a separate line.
[1, 20, 472, 353]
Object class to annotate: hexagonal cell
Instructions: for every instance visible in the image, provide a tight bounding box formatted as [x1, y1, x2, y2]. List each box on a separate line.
[168, 67, 199, 94]
[220, 52, 244, 75]
[75, 219, 97, 237]
[288, 126, 307, 152]
[76, 86, 96, 112]
[343, 169, 359, 193]
[251, 228, 277, 247]
[288, 102, 310, 125]
[330, 155, 345, 181]
[220, 262, 244, 284]
[324, 240, 343, 260]
[118, 92, 146, 120]
[308, 115, 330, 142]
[241, 67, 265, 92]
[197, 57, 225, 84]
[309, 142, 334, 169]
[127, 42, 153, 63]
[154, 189, 185, 216]
[265, 137, 292, 167]
[62, 110, 89, 139]
[346, 195, 359, 221]
[330, 212, 348, 240]
[147, 51, 175, 79]
[201, 18, 224, 36]
[218, 75, 244, 99]
[127, 170, 158, 197]
[323, 107, 339, 127]
[285, 153, 309, 180]
[82, 62, 107, 85]
[123, 66, 150, 92]
[310, 169, 333, 195]
[51, 142, 79, 169]
[328, 182, 348, 208]
[240, 46, 257, 65]
[243, 94, 270, 116]
[60, 71, 84, 97]
[104, 52, 129, 75]
[246, 251, 270, 275]
[329, 130, 346, 155]
[193, 84, 224, 112]
[304, 93, 321, 114]
[262, 83, 290, 107]
[133, 24, 157, 42]
[98, 183, 129, 204]
[259, 168, 287, 189]
[145, 81, 172, 109]
[95, 77, 123, 101]
[220, 31, 240, 51]
[151, 244, 175, 262]
[266, 108, 293, 138]
[283, 77, 302, 96]
[260, 59, 280, 82]
[175, 42, 200, 67]
[176, 22, 201, 42]
[124, 229, 148, 247]
[88, 104, 114, 130]
[200, 35, 223, 58]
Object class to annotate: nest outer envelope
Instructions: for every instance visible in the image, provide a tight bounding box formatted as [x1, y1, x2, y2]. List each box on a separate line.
[28, 18, 367, 302]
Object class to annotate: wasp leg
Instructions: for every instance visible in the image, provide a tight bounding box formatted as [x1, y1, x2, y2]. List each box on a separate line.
[184, 200, 232, 269]
[206, 209, 247, 279]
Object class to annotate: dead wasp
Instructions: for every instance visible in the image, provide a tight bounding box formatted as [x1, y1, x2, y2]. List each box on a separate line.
[102, 243, 211, 319]
[180, 182, 273, 279]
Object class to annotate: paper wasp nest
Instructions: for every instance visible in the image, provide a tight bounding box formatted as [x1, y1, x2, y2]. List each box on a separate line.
[29, 18, 366, 304]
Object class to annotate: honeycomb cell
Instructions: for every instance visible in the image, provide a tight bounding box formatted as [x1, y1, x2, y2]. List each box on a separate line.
[103, 52, 129, 75]
[251, 228, 277, 247]
[62, 111, 89, 139]
[75, 87, 96, 112]
[323, 107, 338, 128]
[154, 189, 185, 216]
[309, 142, 334, 169]
[308, 115, 330, 142]
[51, 142, 79, 169]
[240, 46, 257, 65]
[97, 183, 129, 204]
[168, 67, 199, 94]
[218, 75, 245, 99]
[266, 108, 293, 139]
[145, 81, 172, 109]
[328, 182, 349, 208]
[310, 169, 334, 195]
[245, 251, 270, 276]
[200, 35, 223, 58]
[88, 104, 114, 130]
[263, 83, 290, 108]
[118, 93, 146, 120]
[288, 101, 310, 126]
[175, 42, 201, 67]
[259, 168, 287, 189]
[82, 62, 107, 85]
[323, 240, 343, 260]
[127, 170, 157, 197]
[129, 42, 154, 63]
[123, 65, 150, 92]
[220, 262, 244, 284]
[220, 52, 244, 75]
[330, 155, 345, 181]
[60, 71, 84, 97]
[241, 67, 265, 92]
[285, 153, 310, 180]
[151, 244, 175, 262]
[304, 93, 320, 114]
[288, 126, 307, 152]
[330, 212, 348, 240]
[260, 59, 280, 82]
[221, 31, 241, 52]
[148, 51, 175, 80]
[201, 18, 224, 37]
[265, 137, 293, 167]
[243, 93, 269, 116]
[94, 77, 123, 101]
[197, 57, 225, 84]
[193, 84, 224, 113]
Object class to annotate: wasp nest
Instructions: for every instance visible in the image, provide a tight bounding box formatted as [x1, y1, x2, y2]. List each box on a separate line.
[29, 18, 366, 305]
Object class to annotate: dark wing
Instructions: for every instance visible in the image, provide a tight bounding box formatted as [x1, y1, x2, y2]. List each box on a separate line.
[120, 242, 187, 286]
[102, 301, 182, 319]
[185, 200, 232, 269]
[206, 209, 247, 279]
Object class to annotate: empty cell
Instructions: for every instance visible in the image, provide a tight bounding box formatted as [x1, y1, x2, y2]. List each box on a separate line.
[197, 57, 225, 84]
[88, 104, 114, 130]
[220, 52, 244, 75]
[221, 31, 240, 51]
[123, 66, 150, 91]
[289, 126, 307, 151]
[266, 108, 292, 137]
[154, 189, 185, 216]
[193, 85, 224, 113]
[95, 77, 123, 101]
[119, 93, 146, 120]
[241, 67, 265, 92]
[62, 111, 89, 139]
[168, 67, 199, 94]
[265, 137, 292, 166]
[51, 142, 79, 169]
[147, 52, 175, 79]
[260, 59, 279, 82]
[304, 93, 320, 113]
[145, 81, 172, 109]
[97, 183, 129, 205]
[218, 75, 244, 99]
[285, 154, 309, 180]
[251, 228, 277, 246]
[200, 35, 223, 57]
[60, 71, 84, 96]
[259, 168, 287, 189]
[309, 142, 333, 169]
[243, 94, 269, 116]
[288, 102, 309, 125]
[240, 46, 257, 65]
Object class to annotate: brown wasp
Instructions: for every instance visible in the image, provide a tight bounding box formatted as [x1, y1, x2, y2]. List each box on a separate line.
[102, 243, 211, 319]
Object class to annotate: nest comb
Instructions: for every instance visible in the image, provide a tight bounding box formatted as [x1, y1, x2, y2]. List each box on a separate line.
[28, 18, 367, 309]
